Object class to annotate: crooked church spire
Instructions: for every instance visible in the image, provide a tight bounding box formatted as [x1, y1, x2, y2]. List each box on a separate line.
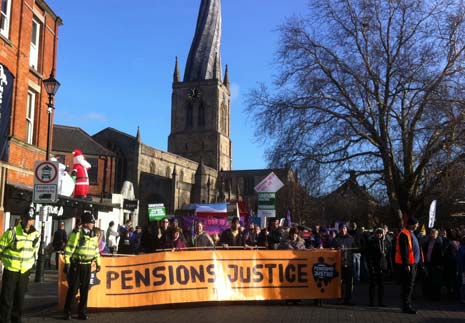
[184, 0, 222, 82]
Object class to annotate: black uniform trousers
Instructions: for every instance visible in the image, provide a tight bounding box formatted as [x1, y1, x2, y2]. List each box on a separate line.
[0, 269, 30, 323]
[64, 262, 91, 316]
[400, 264, 417, 309]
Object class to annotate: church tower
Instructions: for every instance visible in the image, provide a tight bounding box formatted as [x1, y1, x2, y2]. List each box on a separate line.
[168, 0, 232, 171]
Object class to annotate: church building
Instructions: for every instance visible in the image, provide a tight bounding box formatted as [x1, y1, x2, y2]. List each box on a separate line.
[91, 0, 295, 226]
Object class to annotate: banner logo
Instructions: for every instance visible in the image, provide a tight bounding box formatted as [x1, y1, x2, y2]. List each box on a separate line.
[312, 256, 339, 293]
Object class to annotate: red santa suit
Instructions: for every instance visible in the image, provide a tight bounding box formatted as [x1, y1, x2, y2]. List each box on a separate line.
[72, 149, 91, 198]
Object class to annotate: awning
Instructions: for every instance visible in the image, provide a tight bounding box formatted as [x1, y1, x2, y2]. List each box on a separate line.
[5, 182, 117, 216]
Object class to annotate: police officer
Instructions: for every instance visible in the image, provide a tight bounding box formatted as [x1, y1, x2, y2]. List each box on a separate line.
[0, 210, 40, 323]
[63, 211, 100, 320]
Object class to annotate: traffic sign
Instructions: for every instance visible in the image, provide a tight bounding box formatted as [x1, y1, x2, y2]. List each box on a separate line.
[33, 161, 59, 204]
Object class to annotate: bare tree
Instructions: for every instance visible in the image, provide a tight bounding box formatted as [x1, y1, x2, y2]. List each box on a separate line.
[248, 0, 465, 217]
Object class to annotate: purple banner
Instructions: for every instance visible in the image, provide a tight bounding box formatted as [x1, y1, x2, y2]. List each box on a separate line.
[182, 216, 230, 236]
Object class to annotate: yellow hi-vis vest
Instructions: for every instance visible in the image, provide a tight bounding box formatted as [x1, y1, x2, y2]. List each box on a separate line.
[0, 224, 40, 273]
[64, 229, 100, 266]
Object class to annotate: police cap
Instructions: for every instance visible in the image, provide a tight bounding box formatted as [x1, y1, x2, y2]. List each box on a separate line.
[81, 211, 95, 224]
[22, 208, 35, 220]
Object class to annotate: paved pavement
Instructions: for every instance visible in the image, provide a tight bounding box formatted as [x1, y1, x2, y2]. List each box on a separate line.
[15, 270, 465, 322]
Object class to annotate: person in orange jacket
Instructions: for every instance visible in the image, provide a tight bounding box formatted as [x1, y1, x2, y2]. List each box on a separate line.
[395, 216, 423, 314]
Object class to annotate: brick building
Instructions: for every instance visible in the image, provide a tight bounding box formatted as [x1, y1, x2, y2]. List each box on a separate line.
[0, 0, 61, 232]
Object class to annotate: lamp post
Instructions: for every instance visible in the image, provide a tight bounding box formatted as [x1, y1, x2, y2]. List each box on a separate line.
[35, 73, 60, 283]
[43, 73, 60, 160]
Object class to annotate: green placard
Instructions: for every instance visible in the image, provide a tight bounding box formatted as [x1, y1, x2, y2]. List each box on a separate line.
[148, 203, 166, 221]
[258, 193, 276, 210]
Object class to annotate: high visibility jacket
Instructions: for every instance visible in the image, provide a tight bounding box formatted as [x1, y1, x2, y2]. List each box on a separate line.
[0, 224, 40, 273]
[395, 229, 424, 265]
[64, 228, 100, 266]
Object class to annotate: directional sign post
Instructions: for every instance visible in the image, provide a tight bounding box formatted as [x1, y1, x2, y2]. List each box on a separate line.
[33, 160, 59, 204]
[255, 172, 284, 219]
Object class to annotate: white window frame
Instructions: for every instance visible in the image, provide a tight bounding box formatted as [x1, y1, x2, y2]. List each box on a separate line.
[26, 90, 36, 145]
[29, 18, 41, 70]
[0, 0, 11, 38]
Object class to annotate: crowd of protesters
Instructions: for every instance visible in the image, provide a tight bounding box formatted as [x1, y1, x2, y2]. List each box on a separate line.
[53, 215, 465, 308]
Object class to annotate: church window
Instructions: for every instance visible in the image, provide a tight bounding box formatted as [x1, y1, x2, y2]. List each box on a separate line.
[150, 161, 155, 173]
[198, 103, 205, 127]
[221, 103, 227, 134]
[166, 166, 171, 177]
[186, 104, 193, 128]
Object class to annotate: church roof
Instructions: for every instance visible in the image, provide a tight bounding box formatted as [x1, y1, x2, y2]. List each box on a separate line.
[53, 125, 115, 156]
[93, 127, 137, 141]
[184, 0, 222, 82]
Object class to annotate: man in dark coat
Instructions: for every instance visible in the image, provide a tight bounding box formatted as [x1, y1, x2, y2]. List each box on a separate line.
[421, 228, 444, 300]
[267, 218, 283, 250]
[367, 228, 389, 306]
[52, 221, 67, 270]
[219, 217, 245, 248]
[334, 224, 355, 305]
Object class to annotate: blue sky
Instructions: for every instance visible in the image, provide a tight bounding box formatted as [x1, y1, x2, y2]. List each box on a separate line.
[46, 0, 309, 170]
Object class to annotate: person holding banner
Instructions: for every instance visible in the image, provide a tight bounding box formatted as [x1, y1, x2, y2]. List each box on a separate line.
[220, 217, 245, 248]
[279, 227, 305, 250]
[63, 211, 101, 320]
[162, 228, 186, 251]
[267, 218, 283, 250]
[192, 222, 214, 249]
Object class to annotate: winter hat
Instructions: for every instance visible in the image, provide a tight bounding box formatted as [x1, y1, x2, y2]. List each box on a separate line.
[73, 149, 83, 157]
[407, 217, 418, 226]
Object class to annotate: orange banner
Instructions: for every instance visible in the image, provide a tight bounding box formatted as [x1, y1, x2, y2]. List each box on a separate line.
[58, 250, 341, 308]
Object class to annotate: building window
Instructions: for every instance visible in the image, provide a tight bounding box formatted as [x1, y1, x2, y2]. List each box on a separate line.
[26, 90, 36, 145]
[30, 18, 41, 70]
[0, 0, 11, 38]
[87, 157, 98, 185]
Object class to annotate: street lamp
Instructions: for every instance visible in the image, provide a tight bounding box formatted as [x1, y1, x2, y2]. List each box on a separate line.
[35, 73, 60, 283]
[43, 72, 60, 160]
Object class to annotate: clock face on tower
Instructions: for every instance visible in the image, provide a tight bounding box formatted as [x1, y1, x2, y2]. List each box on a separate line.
[187, 87, 201, 100]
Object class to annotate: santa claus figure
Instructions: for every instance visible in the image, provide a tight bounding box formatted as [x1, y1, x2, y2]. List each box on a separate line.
[71, 149, 91, 198]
